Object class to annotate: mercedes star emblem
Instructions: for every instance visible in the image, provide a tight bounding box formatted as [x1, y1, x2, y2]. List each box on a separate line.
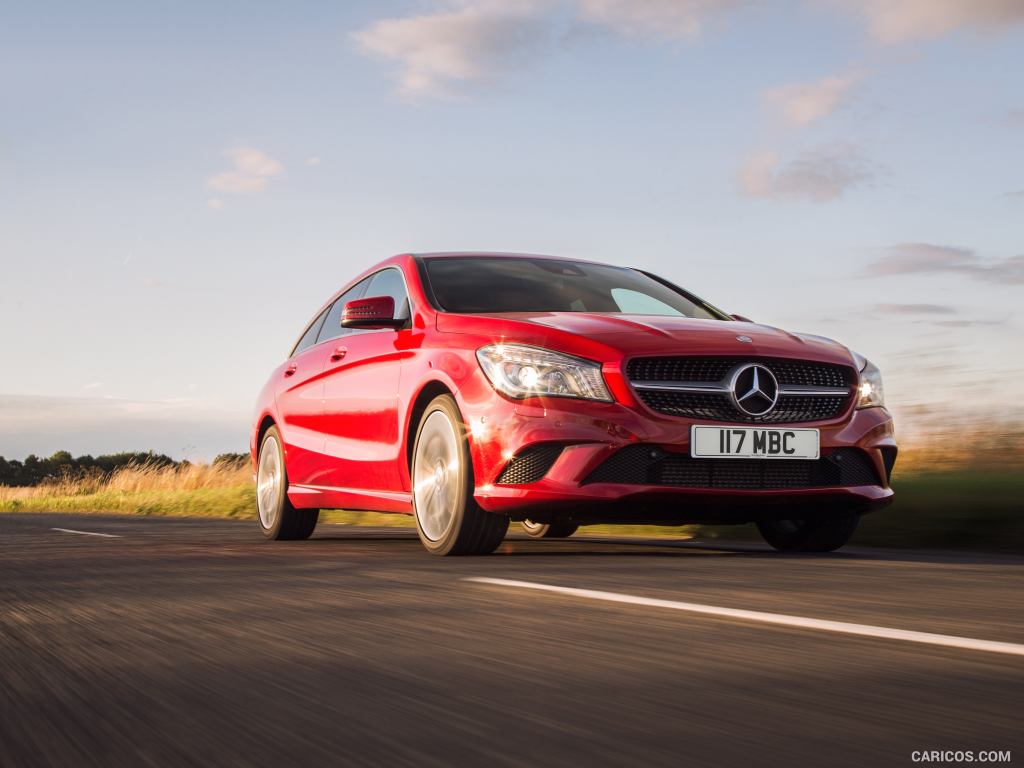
[729, 363, 779, 416]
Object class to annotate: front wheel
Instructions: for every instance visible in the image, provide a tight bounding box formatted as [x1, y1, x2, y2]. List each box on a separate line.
[756, 513, 860, 552]
[256, 426, 319, 540]
[521, 520, 579, 539]
[412, 395, 508, 556]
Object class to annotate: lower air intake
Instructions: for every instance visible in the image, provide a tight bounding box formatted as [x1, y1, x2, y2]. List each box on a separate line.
[495, 443, 565, 485]
[582, 445, 880, 489]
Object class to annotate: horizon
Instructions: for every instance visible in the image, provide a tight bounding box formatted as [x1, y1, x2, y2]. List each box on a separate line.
[2, 0, 1022, 459]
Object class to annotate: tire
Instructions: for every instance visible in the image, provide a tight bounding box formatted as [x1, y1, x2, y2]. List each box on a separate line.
[521, 520, 579, 539]
[756, 512, 860, 553]
[412, 395, 509, 556]
[256, 426, 319, 541]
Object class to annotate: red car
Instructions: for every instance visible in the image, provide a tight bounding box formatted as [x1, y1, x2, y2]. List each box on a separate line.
[252, 253, 896, 555]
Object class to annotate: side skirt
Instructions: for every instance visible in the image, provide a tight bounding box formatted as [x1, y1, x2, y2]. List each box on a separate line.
[287, 483, 413, 514]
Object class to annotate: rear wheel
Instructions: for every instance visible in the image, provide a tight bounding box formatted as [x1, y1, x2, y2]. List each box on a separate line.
[412, 395, 508, 556]
[256, 426, 319, 540]
[756, 513, 859, 552]
[521, 520, 579, 539]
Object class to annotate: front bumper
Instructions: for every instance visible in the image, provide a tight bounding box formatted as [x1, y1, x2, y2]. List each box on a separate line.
[462, 386, 896, 522]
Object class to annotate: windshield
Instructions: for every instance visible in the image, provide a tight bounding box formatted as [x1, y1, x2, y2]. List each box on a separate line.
[422, 257, 727, 319]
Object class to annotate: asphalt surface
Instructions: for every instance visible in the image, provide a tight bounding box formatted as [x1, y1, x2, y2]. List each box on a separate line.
[1, 513, 1021, 768]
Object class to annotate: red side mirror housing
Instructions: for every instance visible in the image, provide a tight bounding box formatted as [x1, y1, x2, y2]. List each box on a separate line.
[341, 296, 403, 329]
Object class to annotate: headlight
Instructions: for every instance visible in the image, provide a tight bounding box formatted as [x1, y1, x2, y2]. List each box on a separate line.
[476, 344, 612, 401]
[853, 353, 885, 409]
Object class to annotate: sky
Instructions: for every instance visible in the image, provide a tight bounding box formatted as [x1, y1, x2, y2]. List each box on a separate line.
[1, 0, 1022, 460]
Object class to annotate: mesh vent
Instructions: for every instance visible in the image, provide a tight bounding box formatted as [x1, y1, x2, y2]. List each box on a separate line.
[626, 357, 850, 387]
[583, 445, 880, 489]
[628, 358, 735, 383]
[626, 356, 854, 423]
[755, 396, 849, 424]
[635, 392, 848, 423]
[495, 443, 564, 485]
[830, 448, 881, 487]
[639, 391, 731, 421]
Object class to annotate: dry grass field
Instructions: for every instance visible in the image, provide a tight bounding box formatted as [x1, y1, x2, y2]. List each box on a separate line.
[1, 425, 1021, 550]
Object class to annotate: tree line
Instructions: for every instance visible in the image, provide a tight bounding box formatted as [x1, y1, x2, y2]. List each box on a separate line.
[0, 451, 249, 487]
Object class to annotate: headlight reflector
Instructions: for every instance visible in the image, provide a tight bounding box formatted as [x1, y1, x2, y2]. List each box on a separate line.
[476, 344, 612, 401]
[855, 355, 885, 409]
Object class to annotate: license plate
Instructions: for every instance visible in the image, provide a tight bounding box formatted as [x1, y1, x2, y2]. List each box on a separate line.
[690, 425, 820, 460]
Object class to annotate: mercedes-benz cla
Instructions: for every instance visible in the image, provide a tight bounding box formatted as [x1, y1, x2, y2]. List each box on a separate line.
[251, 253, 896, 555]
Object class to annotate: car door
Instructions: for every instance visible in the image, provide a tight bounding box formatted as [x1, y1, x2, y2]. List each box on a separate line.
[319, 267, 412, 493]
[276, 280, 370, 487]
[273, 307, 333, 487]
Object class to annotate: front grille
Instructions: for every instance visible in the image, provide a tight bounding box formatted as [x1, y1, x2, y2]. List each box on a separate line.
[628, 357, 849, 388]
[495, 443, 564, 484]
[583, 445, 880, 489]
[627, 356, 855, 423]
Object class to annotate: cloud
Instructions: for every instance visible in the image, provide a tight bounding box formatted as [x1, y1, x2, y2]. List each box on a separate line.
[833, 0, 1024, 43]
[575, 0, 751, 41]
[931, 319, 1006, 328]
[874, 303, 957, 316]
[737, 150, 779, 197]
[865, 243, 1024, 284]
[207, 147, 283, 194]
[225, 147, 283, 177]
[208, 172, 268, 194]
[866, 243, 977, 275]
[738, 143, 872, 202]
[304, 156, 322, 167]
[351, 0, 753, 98]
[206, 198, 225, 210]
[763, 72, 862, 127]
[352, 1, 1024, 100]
[1002, 189, 1024, 199]
[351, 1, 552, 99]
[979, 254, 1024, 283]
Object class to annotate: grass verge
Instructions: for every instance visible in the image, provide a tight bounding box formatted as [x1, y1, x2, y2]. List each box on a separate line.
[852, 471, 1023, 552]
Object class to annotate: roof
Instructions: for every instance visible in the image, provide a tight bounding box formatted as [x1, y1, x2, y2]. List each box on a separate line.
[410, 251, 597, 263]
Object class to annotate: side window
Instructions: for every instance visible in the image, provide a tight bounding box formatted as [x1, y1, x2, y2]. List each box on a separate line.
[365, 268, 411, 321]
[317, 277, 372, 345]
[291, 307, 329, 356]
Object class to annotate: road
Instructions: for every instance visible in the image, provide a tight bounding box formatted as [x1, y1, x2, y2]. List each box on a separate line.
[1, 513, 1021, 768]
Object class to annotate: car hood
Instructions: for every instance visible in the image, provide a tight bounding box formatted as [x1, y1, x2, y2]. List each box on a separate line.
[436, 311, 855, 366]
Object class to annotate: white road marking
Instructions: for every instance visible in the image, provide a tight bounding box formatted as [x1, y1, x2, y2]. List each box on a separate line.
[466, 577, 1024, 658]
[51, 527, 121, 538]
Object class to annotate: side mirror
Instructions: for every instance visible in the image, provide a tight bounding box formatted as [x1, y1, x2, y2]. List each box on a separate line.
[730, 313, 753, 323]
[341, 296, 403, 329]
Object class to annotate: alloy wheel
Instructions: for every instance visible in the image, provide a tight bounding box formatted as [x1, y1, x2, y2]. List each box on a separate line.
[413, 410, 461, 541]
[256, 435, 282, 529]
[522, 520, 547, 535]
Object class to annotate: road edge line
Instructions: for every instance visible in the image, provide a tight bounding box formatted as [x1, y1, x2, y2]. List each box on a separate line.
[51, 527, 121, 538]
[465, 577, 1024, 658]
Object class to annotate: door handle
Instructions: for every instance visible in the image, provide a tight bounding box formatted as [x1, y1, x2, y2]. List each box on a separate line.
[330, 346, 347, 362]
[284, 363, 298, 377]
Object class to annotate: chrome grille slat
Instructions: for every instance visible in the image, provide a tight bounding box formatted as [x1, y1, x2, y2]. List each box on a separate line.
[631, 381, 849, 397]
